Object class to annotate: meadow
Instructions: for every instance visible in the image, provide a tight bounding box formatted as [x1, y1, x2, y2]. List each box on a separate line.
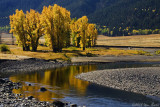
[1, 33, 159, 61]
[97, 34, 160, 47]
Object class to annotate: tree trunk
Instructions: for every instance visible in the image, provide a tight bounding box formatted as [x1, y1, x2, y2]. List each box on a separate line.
[26, 45, 30, 51]
[83, 47, 85, 51]
[31, 37, 39, 52]
[23, 46, 25, 51]
[12, 33, 14, 45]
[32, 45, 37, 51]
[23, 45, 30, 51]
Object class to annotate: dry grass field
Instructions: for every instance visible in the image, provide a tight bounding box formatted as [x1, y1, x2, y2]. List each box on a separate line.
[97, 34, 160, 47]
[1, 33, 160, 47]
[1, 44, 150, 61]
[0, 33, 15, 44]
[0, 33, 44, 45]
[1, 33, 160, 61]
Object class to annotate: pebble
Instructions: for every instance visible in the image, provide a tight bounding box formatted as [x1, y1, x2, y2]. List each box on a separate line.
[0, 78, 68, 107]
[76, 67, 160, 98]
[0, 59, 71, 78]
[0, 58, 78, 106]
[70, 104, 77, 107]
[40, 87, 47, 92]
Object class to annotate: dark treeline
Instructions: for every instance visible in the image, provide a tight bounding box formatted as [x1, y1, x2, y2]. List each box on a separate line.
[90, 0, 160, 30]
[0, 0, 160, 30]
[98, 26, 160, 36]
[0, 26, 10, 33]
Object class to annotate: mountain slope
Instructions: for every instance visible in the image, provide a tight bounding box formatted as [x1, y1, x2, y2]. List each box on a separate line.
[0, 0, 160, 30]
[89, 0, 160, 29]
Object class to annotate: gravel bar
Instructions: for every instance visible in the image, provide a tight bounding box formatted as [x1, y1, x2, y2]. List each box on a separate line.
[0, 59, 78, 107]
[76, 67, 160, 97]
[0, 58, 70, 78]
[0, 78, 70, 107]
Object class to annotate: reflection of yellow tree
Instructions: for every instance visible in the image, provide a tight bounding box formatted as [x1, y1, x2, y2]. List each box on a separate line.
[69, 65, 96, 94]
[12, 85, 62, 101]
[10, 65, 97, 101]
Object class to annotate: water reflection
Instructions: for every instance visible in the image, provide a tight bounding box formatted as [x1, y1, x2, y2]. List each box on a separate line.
[10, 65, 97, 101]
[9, 63, 160, 106]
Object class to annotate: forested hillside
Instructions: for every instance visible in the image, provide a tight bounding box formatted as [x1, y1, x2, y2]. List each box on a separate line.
[0, 0, 160, 31]
[90, 0, 160, 30]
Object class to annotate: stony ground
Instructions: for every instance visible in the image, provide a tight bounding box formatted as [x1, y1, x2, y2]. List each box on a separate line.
[0, 58, 70, 78]
[0, 58, 82, 107]
[0, 78, 70, 107]
[76, 67, 160, 97]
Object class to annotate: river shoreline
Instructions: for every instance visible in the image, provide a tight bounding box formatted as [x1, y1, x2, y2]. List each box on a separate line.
[0, 58, 79, 107]
[76, 67, 160, 98]
[1, 57, 160, 106]
[0, 78, 71, 107]
[0, 58, 71, 78]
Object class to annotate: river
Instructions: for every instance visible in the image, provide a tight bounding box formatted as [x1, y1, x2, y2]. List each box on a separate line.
[9, 62, 160, 107]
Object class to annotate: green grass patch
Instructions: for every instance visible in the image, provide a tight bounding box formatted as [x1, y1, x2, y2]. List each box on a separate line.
[155, 50, 160, 55]
[0, 44, 11, 53]
[137, 50, 152, 56]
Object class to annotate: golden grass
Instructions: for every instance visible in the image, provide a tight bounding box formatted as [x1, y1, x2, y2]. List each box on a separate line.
[90, 48, 151, 56]
[97, 34, 160, 47]
[10, 46, 70, 61]
[2, 33, 160, 47]
[0, 45, 149, 61]
[103, 48, 138, 56]
[1, 33, 157, 61]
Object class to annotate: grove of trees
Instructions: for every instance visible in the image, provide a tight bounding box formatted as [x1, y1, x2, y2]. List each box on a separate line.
[70, 16, 97, 50]
[9, 4, 98, 52]
[98, 26, 160, 36]
[0, 26, 10, 33]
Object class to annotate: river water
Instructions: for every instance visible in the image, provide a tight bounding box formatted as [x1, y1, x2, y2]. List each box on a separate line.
[9, 62, 160, 107]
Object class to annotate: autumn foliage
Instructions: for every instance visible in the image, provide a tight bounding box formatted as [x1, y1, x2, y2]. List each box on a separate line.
[10, 4, 98, 52]
[41, 4, 71, 52]
[10, 10, 30, 51]
[70, 16, 97, 50]
[25, 9, 44, 51]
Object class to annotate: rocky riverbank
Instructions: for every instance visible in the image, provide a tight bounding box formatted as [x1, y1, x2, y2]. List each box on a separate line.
[0, 78, 71, 107]
[76, 67, 160, 98]
[1, 56, 160, 106]
[0, 59, 79, 107]
[0, 58, 70, 78]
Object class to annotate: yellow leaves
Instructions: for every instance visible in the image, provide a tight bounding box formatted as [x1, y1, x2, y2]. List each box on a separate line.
[41, 4, 71, 52]
[152, 9, 156, 13]
[70, 16, 98, 49]
[10, 9, 44, 51]
[25, 9, 43, 37]
[76, 16, 88, 31]
[9, 9, 29, 50]
[10, 4, 98, 52]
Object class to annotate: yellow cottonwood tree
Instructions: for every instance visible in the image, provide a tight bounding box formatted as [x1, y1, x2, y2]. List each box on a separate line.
[76, 16, 89, 50]
[10, 9, 30, 51]
[93, 28, 98, 46]
[62, 7, 71, 48]
[24, 9, 44, 51]
[86, 24, 97, 47]
[70, 18, 80, 47]
[10, 5, 97, 52]
[41, 4, 71, 52]
[70, 16, 98, 49]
